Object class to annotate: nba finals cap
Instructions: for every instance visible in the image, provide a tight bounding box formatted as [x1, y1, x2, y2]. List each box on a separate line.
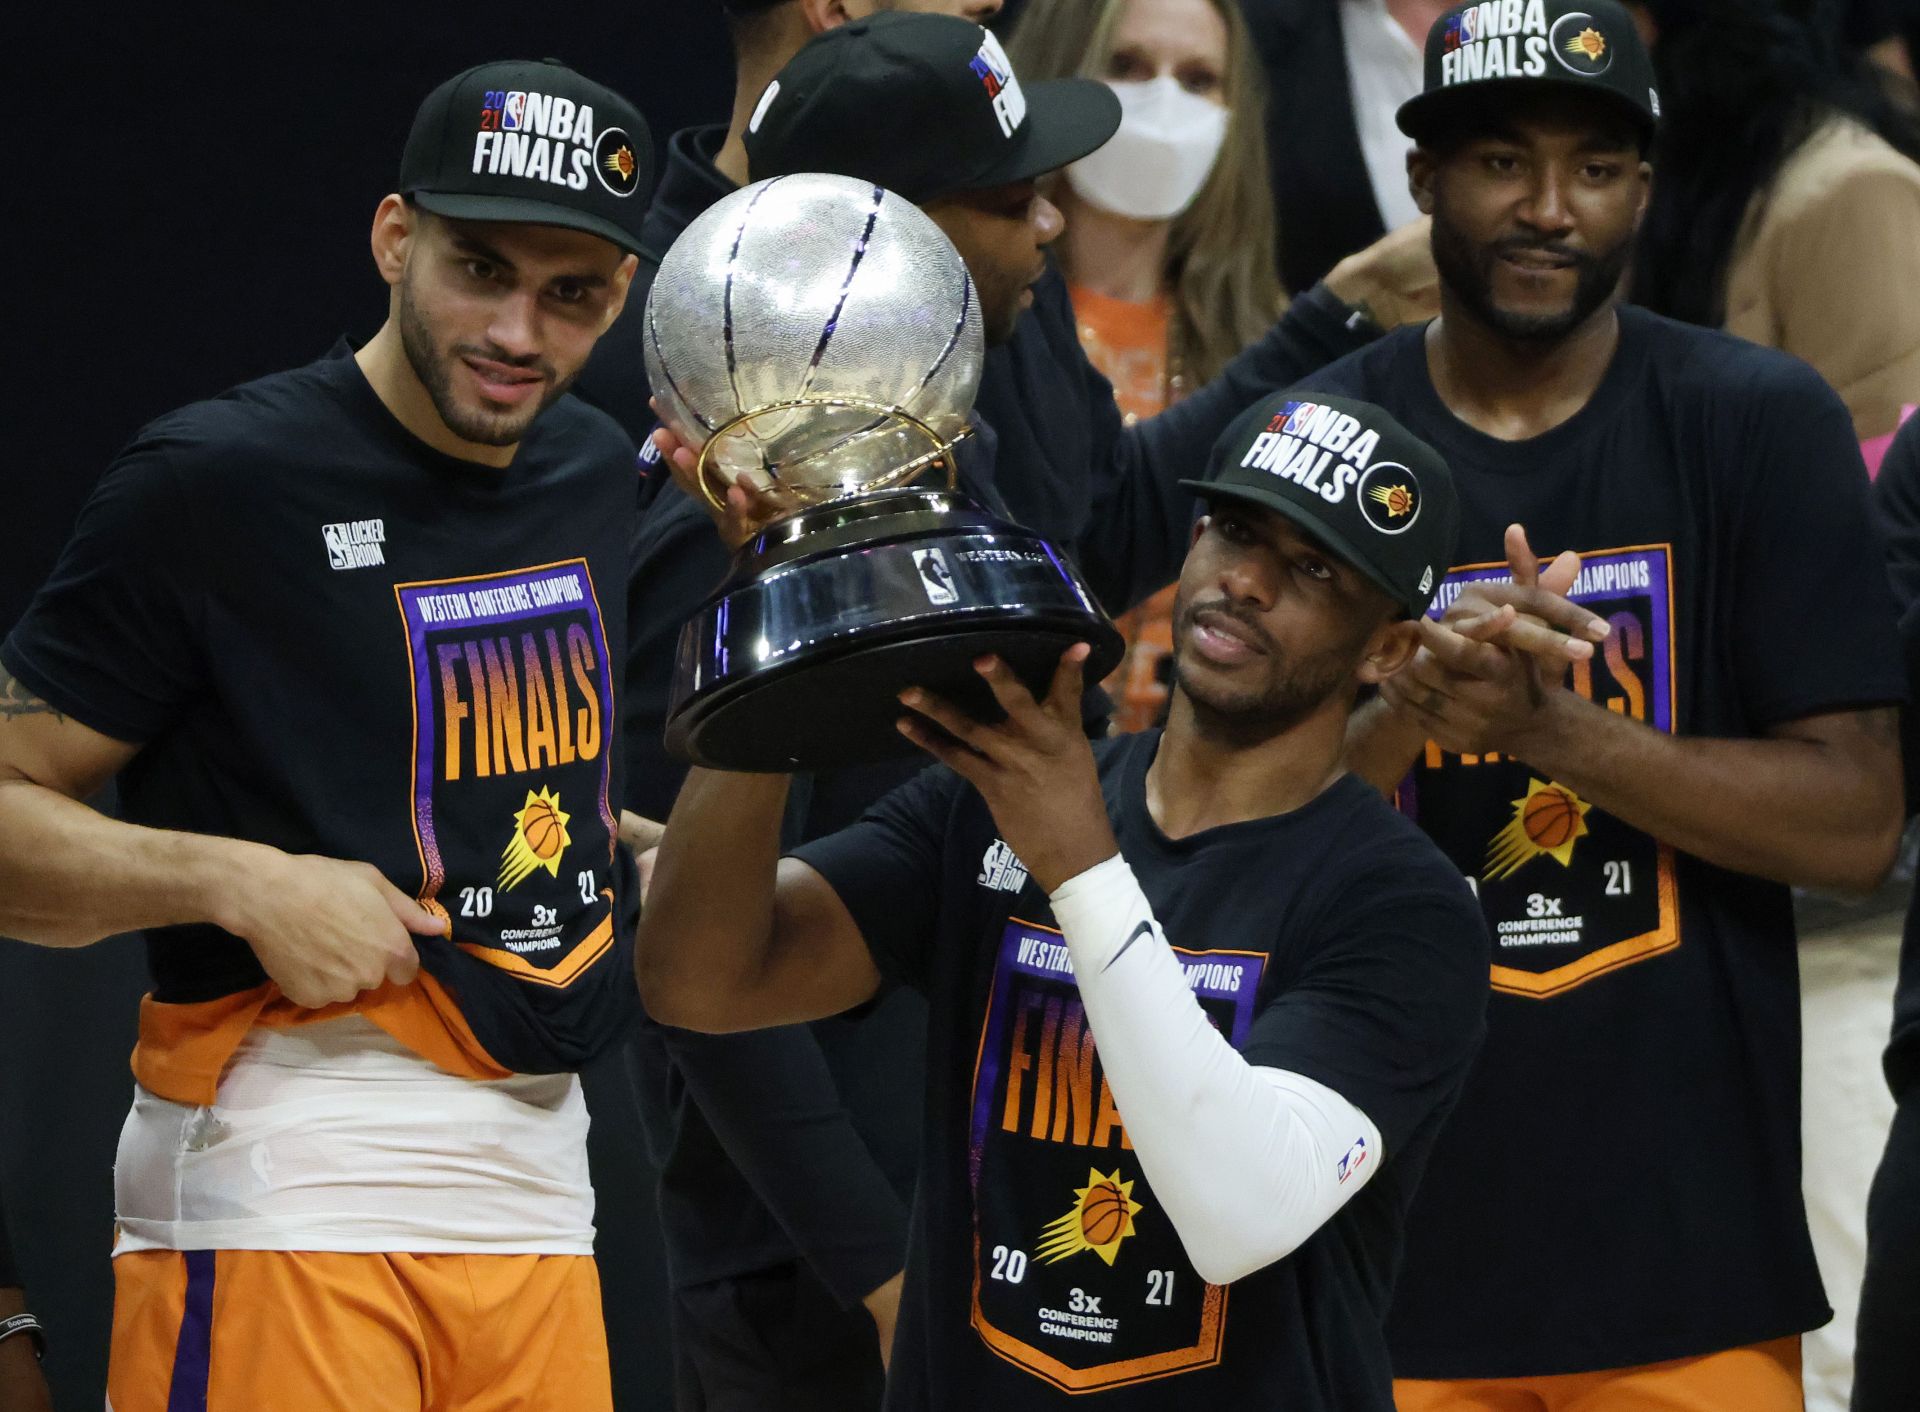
[743, 13, 1121, 203]
[400, 59, 653, 257]
[1396, 0, 1659, 145]
[1180, 392, 1461, 617]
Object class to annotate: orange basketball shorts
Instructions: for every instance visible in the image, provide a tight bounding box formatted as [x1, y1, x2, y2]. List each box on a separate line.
[107, 1249, 612, 1412]
[1393, 1336, 1802, 1412]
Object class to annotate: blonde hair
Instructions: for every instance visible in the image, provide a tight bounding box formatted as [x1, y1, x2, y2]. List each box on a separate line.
[1008, 0, 1283, 387]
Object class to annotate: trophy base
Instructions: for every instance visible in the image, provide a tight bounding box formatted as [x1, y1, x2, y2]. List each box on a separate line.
[665, 489, 1126, 772]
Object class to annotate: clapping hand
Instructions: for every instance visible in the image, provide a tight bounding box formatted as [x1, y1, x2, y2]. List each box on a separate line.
[1380, 525, 1609, 758]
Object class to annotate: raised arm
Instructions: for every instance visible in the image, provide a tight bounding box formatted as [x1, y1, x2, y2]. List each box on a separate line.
[894, 647, 1485, 1285]
[1079, 221, 1439, 613]
[635, 767, 882, 1033]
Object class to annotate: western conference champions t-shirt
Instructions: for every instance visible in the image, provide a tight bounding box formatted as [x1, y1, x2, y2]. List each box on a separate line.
[1, 346, 642, 1088]
[1301, 306, 1906, 1375]
[794, 731, 1489, 1409]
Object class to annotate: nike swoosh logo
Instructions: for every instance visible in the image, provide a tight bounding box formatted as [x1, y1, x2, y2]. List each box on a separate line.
[1103, 920, 1155, 972]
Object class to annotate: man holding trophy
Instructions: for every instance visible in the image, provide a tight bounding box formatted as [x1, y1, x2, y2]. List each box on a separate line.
[639, 355, 1500, 1407]
[616, 15, 1443, 1404]
[631, 144, 1523, 1406]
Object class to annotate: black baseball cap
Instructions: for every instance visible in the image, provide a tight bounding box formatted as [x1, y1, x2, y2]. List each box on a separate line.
[743, 13, 1121, 204]
[1397, 0, 1659, 145]
[400, 60, 653, 257]
[1181, 392, 1460, 617]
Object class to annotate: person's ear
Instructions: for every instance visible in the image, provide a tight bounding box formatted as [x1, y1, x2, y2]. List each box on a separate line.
[1408, 147, 1438, 217]
[1356, 616, 1421, 686]
[1190, 514, 1210, 549]
[601, 253, 640, 330]
[370, 194, 414, 288]
[802, 0, 868, 32]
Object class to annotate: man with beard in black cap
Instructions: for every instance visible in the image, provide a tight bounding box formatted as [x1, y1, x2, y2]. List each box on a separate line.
[1299, 2, 1904, 1407]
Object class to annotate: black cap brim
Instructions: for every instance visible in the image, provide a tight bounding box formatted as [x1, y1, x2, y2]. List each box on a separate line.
[409, 190, 646, 258]
[1396, 77, 1654, 144]
[1178, 477, 1417, 616]
[964, 78, 1120, 190]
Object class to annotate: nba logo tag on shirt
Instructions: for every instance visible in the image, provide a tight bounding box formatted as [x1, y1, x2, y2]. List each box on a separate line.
[968, 31, 1027, 138]
[322, 519, 386, 571]
[979, 839, 1030, 894]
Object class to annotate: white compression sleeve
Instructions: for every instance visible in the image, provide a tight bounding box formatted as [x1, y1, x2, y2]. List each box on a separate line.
[1049, 853, 1383, 1286]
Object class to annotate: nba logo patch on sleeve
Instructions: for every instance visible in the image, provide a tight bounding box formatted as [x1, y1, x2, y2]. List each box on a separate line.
[1337, 1137, 1368, 1185]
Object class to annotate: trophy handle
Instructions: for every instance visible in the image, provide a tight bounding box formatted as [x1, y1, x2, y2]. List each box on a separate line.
[692, 397, 972, 513]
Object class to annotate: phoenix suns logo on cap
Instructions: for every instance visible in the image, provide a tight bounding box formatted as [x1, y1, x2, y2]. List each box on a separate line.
[593, 126, 641, 197]
[1358, 462, 1422, 535]
[1550, 10, 1613, 74]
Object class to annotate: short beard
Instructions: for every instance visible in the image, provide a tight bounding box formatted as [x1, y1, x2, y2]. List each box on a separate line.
[397, 268, 569, 446]
[1431, 206, 1632, 344]
[1169, 593, 1363, 747]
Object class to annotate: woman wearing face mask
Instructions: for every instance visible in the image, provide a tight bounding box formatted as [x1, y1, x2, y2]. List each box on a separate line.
[1008, 0, 1291, 731]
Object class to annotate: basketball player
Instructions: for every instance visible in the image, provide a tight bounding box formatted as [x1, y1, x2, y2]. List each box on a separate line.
[1291, 3, 1905, 1407]
[639, 389, 1493, 1410]
[0, 61, 651, 1410]
[610, 12, 1446, 1407]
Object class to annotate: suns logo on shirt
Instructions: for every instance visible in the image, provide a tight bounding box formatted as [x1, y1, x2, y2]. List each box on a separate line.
[1036, 1168, 1145, 1266]
[979, 839, 1030, 894]
[500, 785, 572, 891]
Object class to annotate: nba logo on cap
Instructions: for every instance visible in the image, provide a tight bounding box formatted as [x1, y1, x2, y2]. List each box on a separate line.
[968, 30, 1027, 137]
[502, 91, 528, 130]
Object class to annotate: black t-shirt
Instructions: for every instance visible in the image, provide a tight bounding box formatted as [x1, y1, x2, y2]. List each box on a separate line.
[793, 731, 1489, 1410]
[1871, 412, 1920, 612]
[0, 347, 642, 1076]
[1301, 306, 1907, 1375]
[1885, 597, 1920, 1098]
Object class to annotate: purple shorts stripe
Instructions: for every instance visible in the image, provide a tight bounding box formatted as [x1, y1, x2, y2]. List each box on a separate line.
[165, 1250, 216, 1411]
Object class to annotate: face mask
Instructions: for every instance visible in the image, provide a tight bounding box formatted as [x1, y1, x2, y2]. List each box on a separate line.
[1065, 75, 1230, 222]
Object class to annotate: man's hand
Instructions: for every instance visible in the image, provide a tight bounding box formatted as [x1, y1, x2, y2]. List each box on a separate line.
[648, 404, 796, 550]
[1324, 216, 1439, 330]
[862, 1269, 904, 1372]
[1379, 525, 1606, 759]
[1439, 525, 1609, 662]
[216, 851, 445, 1008]
[619, 809, 666, 857]
[896, 645, 1116, 894]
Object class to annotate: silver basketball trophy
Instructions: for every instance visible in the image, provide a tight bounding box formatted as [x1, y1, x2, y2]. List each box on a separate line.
[645, 173, 1123, 771]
